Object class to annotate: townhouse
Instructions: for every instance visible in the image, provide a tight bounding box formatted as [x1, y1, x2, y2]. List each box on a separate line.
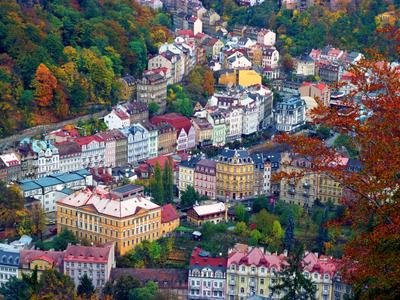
[187, 202, 227, 226]
[136, 70, 168, 113]
[74, 136, 105, 169]
[120, 123, 149, 164]
[194, 159, 217, 200]
[54, 141, 82, 173]
[178, 156, 201, 195]
[274, 97, 306, 133]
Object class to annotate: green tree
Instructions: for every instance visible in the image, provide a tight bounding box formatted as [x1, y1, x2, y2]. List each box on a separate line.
[31, 203, 46, 240]
[250, 229, 263, 245]
[35, 269, 76, 300]
[103, 275, 141, 300]
[151, 162, 164, 204]
[251, 209, 277, 236]
[252, 195, 269, 213]
[234, 203, 249, 223]
[53, 229, 78, 251]
[77, 274, 94, 297]
[162, 158, 174, 203]
[148, 102, 160, 117]
[128, 40, 147, 77]
[271, 243, 317, 300]
[0, 183, 25, 227]
[316, 208, 330, 253]
[180, 186, 201, 208]
[128, 281, 158, 300]
[176, 97, 193, 117]
[284, 215, 295, 253]
[234, 221, 249, 237]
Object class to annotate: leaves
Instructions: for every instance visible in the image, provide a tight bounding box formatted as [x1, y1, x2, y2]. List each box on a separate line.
[32, 63, 57, 108]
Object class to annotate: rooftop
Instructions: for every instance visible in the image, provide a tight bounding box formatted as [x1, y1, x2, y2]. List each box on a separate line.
[161, 204, 179, 223]
[190, 247, 227, 269]
[192, 202, 226, 217]
[64, 243, 113, 263]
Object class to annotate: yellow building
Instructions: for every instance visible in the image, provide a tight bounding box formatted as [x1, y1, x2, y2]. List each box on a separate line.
[178, 157, 200, 196]
[218, 70, 262, 88]
[279, 152, 346, 207]
[216, 149, 254, 201]
[56, 186, 163, 255]
[19, 249, 64, 277]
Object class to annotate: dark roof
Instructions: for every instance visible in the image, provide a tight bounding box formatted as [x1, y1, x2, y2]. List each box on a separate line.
[112, 184, 144, 196]
[219, 149, 250, 160]
[110, 268, 188, 289]
[124, 101, 148, 114]
[156, 122, 176, 134]
[54, 141, 81, 156]
[122, 75, 136, 86]
[196, 159, 216, 169]
[180, 156, 201, 169]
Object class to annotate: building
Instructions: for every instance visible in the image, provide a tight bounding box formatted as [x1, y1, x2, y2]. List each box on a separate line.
[54, 141, 82, 173]
[317, 62, 341, 83]
[187, 202, 227, 226]
[296, 55, 316, 76]
[188, 247, 227, 300]
[225, 107, 243, 143]
[137, 0, 163, 10]
[251, 153, 272, 196]
[74, 136, 105, 169]
[64, 243, 115, 289]
[0, 152, 22, 182]
[104, 109, 131, 130]
[188, 16, 202, 35]
[95, 131, 118, 168]
[111, 268, 188, 300]
[191, 118, 213, 147]
[207, 110, 227, 147]
[141, 122, 159, 159]
[121, 123, 149, 164]
[136, 71, 168, 113]
[257, 29, 276, 46]
[19, 249, 65, 275]
[227, 52, 252, 70]
[150, 113, 196, 152]
[274, 97, 306, 133]
[299, 82, 331, 107]
[0, 244, 21, 285]
[194, 159, 217, 200]
[216, 149, 254, 201]
[56, 186, 163, 255]
[241, 98, 259, 136]
[218, 70, 262, 88]
[161, 204, 180, 236]
[148, 52, 183, 84]
[121, 101, 149, 125]
[201, 9, 221, 35]
[156, 122, 177, 155]
[178, 156, 200, 195]
[18, 170, 93, 213]
[226, 243, 286, 299]
[262, 47, 279, 69]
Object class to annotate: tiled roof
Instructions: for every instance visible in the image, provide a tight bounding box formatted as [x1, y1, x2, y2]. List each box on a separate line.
[20, 249, 64, 268]
[150, 113, 192, 134]
[161, 204, 179, 223]
[57, 187, 159, 218]
[190, 247, 227, 269]
[74, 135, 103, 146]
[146, 155, 176, 170]
[55, 141, 81, 156]
[64, 244, 113, 263]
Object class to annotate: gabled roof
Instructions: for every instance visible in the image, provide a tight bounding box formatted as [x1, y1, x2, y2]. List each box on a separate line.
[74, 135, 103, 146]
[161, 204, 179, 223]
[150, 113, 192, 134]
[64, 244, 113, 263]
[54, 141, 81, 156]
[192, 202, 226, 217]
[20, 249, 64, 268]
[190, 247, 227, 269]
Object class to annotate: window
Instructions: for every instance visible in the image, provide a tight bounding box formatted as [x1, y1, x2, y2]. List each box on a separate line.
[260, 278, 264, 284]
[260, 289, 264, 295]
[240, 288, 244, 294]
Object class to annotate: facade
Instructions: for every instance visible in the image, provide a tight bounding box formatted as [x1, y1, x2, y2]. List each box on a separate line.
[225, 107, 243, 142]
[18, 170, 93, 213]
[56, 186, 163, 255]
[141, 122, 159, 159]
[109, 129, 128, 167]
[194, 159, 217, 200]
[216, 149, 254, 201]
[136, 71, 168, 113]
[96, 131, 117, 168]
[0, 152, 22, 182]
[161, 204, 180, 236]
[74, 136, 105, 169]
[299, 82, 331, 107]
[178, 157, 200, 195]
[0, 244, 21, 286]
[274, 97, 306, 133]
[119, 75, 136, 101]
[207, 110, 227, 147]
[188, 247, 227, 300]
[257, 29, 276, 46]
[121, 101, 149, 125]
[20, 249, 65, 275]
[55, 142, 82, 173]
[251, 153, 272, 196]
[121, 123, 149, 164]
[156, 122, 177, 155]
[262, 47, 279, 69]
[191, 118, 213, 146]
[241, 99, 259, 136]
[296, 55, 316, 76]
[187, 202, 227, 226]
[64, 243, 115, 289]
[104, 109, 130, 130]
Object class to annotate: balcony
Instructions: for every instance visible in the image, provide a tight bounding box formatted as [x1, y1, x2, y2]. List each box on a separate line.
[249, 281, 256, 287]
[303, 182, 310, 188]
[228, 290, 236, 296]
[288, 189, 296, 195]
[229, 280, 236, 285]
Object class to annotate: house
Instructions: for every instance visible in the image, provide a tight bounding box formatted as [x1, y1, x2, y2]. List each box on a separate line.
[141, 122, 159, 159]
[57, 186, 163, 255]
[0, 152, 22, 182]
[119, 75, 136, 101]
[104, 109, 130, 130]
[108, 129, 128, 167]
[317, 62, 341, 83]
[187, 202, 227, 226]
[74, 136, 105, 168]
[188, 247, 227, 300]
[45, 127, 80, 144]
[0, 241, 24, 286]
[274, 97, 306, 133]
[191, 117, 213, 146]
[111, 268, 188, 300]
[64, 243, 115, 288]
[207, 110, 227, 147]
[96, 131, 118, 168]
[257, 28, 276, 46]
[218, 70, 262, 88]
[202, 37, 224, 59]
[150, 113, 196, 152]
[224, 107, 243, 142]
[120, 123, 149, 164]
[241, 97, 259, 136]
[299, 82, 331, 107]
[136, 71, 168, 113]
[178, 156, 201, 195]
[226, 52, 252, 70]
[119, 101, 149, 125]
[296, 55, 316, 76]
[161, 204, 180, 236]
[262, 47, 279, 69]
[19, 249, 65, 276]
[201, 9, 221, 35]
[194, 159, 217, 200]
[156, 122, 177, 155]
[251, 153, 272, 195]
[148, 52, 181, 84]
[188, 16, 202, 35]
[54, 141, 82, 173]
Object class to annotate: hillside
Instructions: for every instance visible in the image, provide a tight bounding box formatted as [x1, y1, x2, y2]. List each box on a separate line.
[0, 0, 171, 137]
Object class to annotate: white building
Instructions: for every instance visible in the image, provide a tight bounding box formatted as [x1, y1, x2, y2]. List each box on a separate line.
[64, 243, 115, 289]
[96, 131, 117, 168]
[74, 136, 105, 169]
[241, 97, 259, 135]
[262, 47, 279, 69]
[257, 29, 276, 47]
[225, 107, 243, 142]
[275, 97, 306, 133]
[18, 169, 93, 213]
[24, 139, 60, 178]
[55, 141, 82, 174]
[141, 122, 159, 159]
[227, 52, 252, 70]
[121, 123, 149, 164]
[104, 109, 130, 130]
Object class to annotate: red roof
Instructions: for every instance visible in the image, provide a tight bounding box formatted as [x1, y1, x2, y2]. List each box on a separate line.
[20, 249, 64, 268]
[190, 247, 227, 268]
[161, 204, 179, 223]
[150, 113, 192, 135]
[146, 155, 176, 170]
[176, 29, 194, 38]
[302, 82, 328, 91]
[74, 135, 103, 146]
[64, 244, 113, 263]
[114, 109, 130, 120]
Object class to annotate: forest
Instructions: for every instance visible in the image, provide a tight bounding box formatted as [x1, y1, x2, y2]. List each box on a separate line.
[0, 0, 171, 137]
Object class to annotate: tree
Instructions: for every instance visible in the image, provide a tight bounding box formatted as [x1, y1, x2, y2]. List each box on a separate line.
[30, 205, 46, 240]
[148, 102, 160, 116]
[284, 215, 295, 253]
[203, 69, 215, 97]
[35, 269, 76, 300]
[271, 243, 317, 300]
[53, 229, 78, 251]
[31, 64, 57, 108]
[234, 204, 249, 223]
[103, 275, 141, 300]
[128, 281, 158, 300]
[162, 158, 174, 203]
[250, 229, 263, 245]
[274, 57, 400, 297]
[252, 195, 269, 213]
[0, 183, 25, 228]
[251, 209, 277, 235]
[77, 274, 95, 297]
[316, 208, 329, 253]
[0, 275, 34, 300]
[150, 162, 164, 204]
[180, 186, 202, 208]
[270, 220, 284, 250]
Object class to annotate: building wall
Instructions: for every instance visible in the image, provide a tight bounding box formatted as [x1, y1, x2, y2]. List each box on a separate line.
[158, 130, 177, 155]
[194, 171, 216, 200]
[161, 218, 180, 236]
[188, 267, 226, 300]
[178, 166, 195, 193]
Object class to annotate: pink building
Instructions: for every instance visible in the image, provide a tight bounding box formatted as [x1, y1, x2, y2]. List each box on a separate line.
[194, 159, 217, 200]
[96, 131, 117, 168]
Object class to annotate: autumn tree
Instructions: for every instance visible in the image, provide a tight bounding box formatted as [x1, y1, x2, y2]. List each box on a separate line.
[274, 57, 400, 298]
[31, 64, 57, 108]
[35, 269, 76, 300]
[203, 69, 215, 97]
[77, 274, 95, 298]
[0, 182, 25, 228]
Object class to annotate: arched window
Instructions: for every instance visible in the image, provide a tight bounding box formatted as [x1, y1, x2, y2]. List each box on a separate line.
[260, 289, 264, 295]
[192, 269, 200, 277]
[240, 288, 244, 294]
[215, 271, 222, 278]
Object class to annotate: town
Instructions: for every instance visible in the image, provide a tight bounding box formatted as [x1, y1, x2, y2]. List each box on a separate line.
[0, 0, 399, 299]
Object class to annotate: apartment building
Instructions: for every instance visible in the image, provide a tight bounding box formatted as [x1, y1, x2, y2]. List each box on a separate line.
[194, 159, 217, 200]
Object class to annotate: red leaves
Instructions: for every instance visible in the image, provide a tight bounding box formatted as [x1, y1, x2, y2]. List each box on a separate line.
[32, 63, 57, 108]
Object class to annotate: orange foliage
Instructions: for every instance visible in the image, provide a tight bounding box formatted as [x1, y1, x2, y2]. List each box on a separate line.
[32, 63, 57, 108]
[274, 56, 400, 298]
[203, 69, 215, 96]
